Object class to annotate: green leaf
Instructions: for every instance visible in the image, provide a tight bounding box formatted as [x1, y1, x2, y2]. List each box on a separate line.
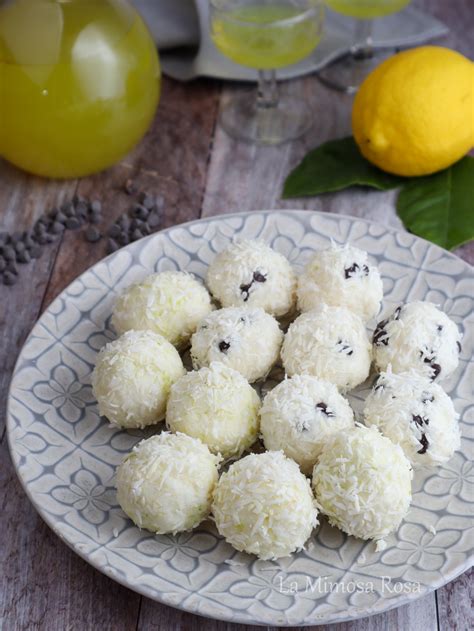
[282, 137, 404, 198]
[397, 156, 474, 251]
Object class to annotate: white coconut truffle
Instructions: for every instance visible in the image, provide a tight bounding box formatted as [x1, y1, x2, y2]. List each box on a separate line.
[260, 375, 354, 475]
[190, 306, 283, 383]
[281, 304, 372, 391]
[207, 240, 296, 317]
[116, 432, 221, 534]
[92, 330, 185, 429]
[364, 371, 461, 468]
[373, 301, 462, 382]
[112, 271, 214, 348]
[166, 362, 261, 459]
[297, 244, 383, 321]
[312, 425, 412, 541]
[212, 451, 318, 560]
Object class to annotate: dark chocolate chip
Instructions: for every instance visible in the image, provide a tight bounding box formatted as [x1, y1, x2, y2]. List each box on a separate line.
[76, 201, 89, 216]
[23, 235, 36, 249]
[28, 244, 43, 259]
[17, 250, 31, 264]
[336, 339, 353, 356]
[393, 306, 402, 320]
[131, 229, 143, 242]
[2, 246, 15, 261]
[65, 217, 81, 230]
[132, 204, 149, 220]
[9, 232, 22, 245]
[421, 392, 434, 404]
[6, 261, 18, 275]
[240, 282, 252, 301]
[118, 215, 131, 231]
[85, 227, 102, 243]
[417, 433, 429, 455]
[0, 258, 5, 272]
[108, 224, 122, 239]
[362, 264, 369, 274]
[373, 320, 389, 346]
[118, 232, 130, 246]
[89, 213, 102, 225]
[90, 200, 102, 213]
[412, 414, 429, 428]
[36, 233, 50, 245]
[316, 402, 335, 417]
[344, 263, 361, 279]
[3, 271, 17, 286]
[437, 324, 443, 332]
[148, 210, 161, 229]
[107, 238, 119, 254]
[218, 340, 231, 353]
[50, 221, 65, 234]
[64, 202, 76, 217]
[55, 211, 67, 224]
[0, 232, 8, 246]
[14, 241, 25, 254]
[139, 193, 155, 210]
[457, 341, 462, 354]
[253, 271, 267, 283]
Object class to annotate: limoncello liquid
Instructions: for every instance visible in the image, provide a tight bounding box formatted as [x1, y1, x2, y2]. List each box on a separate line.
[0, 0, 160, 178]
[211, 3, 323, 69]
[325, 0, 410, 19]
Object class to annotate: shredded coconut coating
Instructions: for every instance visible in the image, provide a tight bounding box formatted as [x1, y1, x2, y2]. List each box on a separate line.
[207, 240, 297, 317]
[112, 271, 214, 348]
[373, 301, 462, 382]
[297, 244, 383, 322]
[92, 330, 185, 429]
[364, 370, 461, 468]
[212, 451, 318, 560]
[190, 306, 283, 383]
[166, 362, 261, 459]
[312, 425, 413, 540]
[281, 304, 372, 391]
[116, 432, 221, 534]
[260, 375, 354, 475]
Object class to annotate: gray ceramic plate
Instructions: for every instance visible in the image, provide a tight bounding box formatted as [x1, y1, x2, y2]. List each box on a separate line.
[7, 210, 473, 627]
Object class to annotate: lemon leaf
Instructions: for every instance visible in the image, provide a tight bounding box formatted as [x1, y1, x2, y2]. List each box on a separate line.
[397, 156, 474, 251]
[282, 137, 404, 198]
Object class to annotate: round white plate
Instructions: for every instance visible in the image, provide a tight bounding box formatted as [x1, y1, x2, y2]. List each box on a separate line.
[7, 210, 473, 627]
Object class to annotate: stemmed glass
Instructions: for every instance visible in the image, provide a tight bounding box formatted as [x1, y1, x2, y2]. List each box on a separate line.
[210, 0, 324, 145]
[317, 0, 411, 93]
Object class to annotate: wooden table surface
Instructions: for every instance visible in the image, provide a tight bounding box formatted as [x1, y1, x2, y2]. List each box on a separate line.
[1, 1, 472, 629]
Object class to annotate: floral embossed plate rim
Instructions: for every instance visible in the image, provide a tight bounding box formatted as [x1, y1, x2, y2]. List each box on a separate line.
[7, 210, 474, 627]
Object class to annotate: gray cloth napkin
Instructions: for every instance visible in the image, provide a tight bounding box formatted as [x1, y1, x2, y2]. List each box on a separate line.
[134, 0, 448, 81]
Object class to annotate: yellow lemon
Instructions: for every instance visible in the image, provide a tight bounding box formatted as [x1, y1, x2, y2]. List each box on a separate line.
[352, 46, 474, 176]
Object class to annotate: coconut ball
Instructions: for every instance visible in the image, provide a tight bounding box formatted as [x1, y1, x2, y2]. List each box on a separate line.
[281, 304, 372, 391]
[312, 425, 412, 541]
[116, 432, 221, 534]
[364, 371, 460, 468]
[112, 271, 214, 348]
[207, 240, 296, 317]
[260, 375, 354, 475]
[212, 451, 318, 560]
[166, 362, 261, 459]
[297, 244, 383, 321]
[373, 301, 462, 382]
[92, 330, 185, 429]
[190, 306, 283, 383]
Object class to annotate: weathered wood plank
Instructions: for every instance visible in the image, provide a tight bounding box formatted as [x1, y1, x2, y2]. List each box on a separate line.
[436, 568, 473, 631]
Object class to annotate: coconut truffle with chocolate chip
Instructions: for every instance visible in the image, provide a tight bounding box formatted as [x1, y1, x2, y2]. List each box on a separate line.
[166, 362, 261, 459]
[207, 240, 296, 317]
[373, 301, 462, 382]
[112, 271, 214, 348]
[212, 451, 318, 560]
[281, 304, 372, 391]
[116, 432, 221, 534]
[297, 244, 383, 321]
[312, 425, 413, 541]
[190, 306, 283, 383]
[92, 330, 185, 429]
[260, 375, 354, 475]
[364, 371, 460, 468]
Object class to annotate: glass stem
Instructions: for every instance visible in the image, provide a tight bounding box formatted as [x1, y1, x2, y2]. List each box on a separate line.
[257, 70, 279, 109]
[352, 19, 373, 59]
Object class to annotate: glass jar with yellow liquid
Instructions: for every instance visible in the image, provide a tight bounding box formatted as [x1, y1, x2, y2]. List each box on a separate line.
[318, 0, 411, 93]
[0, 0, 160, 178]
[210, 0, 324, 145]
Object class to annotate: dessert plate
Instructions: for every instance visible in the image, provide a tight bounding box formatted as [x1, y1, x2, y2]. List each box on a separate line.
[7, 210, 473, 626]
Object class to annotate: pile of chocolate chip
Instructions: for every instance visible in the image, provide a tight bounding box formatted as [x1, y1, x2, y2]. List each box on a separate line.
[0, 182, 163, 287]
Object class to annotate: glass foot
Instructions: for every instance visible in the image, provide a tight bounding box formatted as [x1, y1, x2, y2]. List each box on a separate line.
[317, 48, 398, 94]
[219, 90, 314, 145]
